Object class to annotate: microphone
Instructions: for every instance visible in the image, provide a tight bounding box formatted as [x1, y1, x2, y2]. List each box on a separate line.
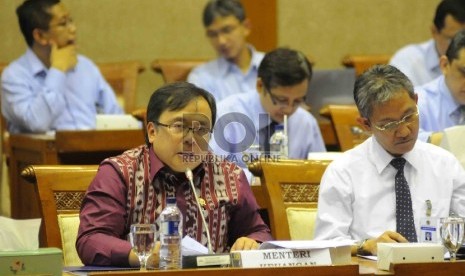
[185, 168, 214, 254]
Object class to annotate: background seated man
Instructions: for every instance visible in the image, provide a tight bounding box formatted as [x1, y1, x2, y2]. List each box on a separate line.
[187, 0, 264, 102]
[389, 0, 465, 86]
[1, 0, 122, 134]
[209, 47, 326, 179]
[416, 29, 465, 142]
[314, 65, 465, 256]
[77, 82, 272, 267]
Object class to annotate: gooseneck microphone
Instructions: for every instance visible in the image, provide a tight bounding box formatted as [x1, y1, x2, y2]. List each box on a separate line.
[185, 168, 214, 254]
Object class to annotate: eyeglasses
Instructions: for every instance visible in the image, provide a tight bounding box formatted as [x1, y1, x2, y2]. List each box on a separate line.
[206, 24, 239, 39]
[372, 110, 419, 132]
[155, 121, 211, 136]
[266, 88, 306, 108]
[50, 17, 75, 29]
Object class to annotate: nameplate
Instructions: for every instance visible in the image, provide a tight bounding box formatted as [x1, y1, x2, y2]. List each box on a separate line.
[230, 248, 334, 268]
[182, 254, 231, 268]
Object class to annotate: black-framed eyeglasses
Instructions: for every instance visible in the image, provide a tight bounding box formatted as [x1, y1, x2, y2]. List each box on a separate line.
[155, 121, 212, 136]
[266, 88, 306, 108]
[372, 110, 419, 132]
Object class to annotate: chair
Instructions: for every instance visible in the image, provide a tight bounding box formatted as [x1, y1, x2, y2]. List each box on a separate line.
[248, 159, 331, 240]
[320, 104, 370, 151]
[0, 62, 10, 217]
[21, 165, 98, 266]
[97, 61, 145, 113]
[341, 54, 391, 76]
[151, 59, 206, 83]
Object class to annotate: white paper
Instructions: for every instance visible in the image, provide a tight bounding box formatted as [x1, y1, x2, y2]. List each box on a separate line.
[440, 125, 465, 169]
[0, 216, 41, 251]
[259, 239, 354, 250]
[181, 236, 208, 256]
[358, 255, 378, 261]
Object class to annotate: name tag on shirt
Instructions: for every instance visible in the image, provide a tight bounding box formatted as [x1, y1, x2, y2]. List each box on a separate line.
[419, 217, 439, 243]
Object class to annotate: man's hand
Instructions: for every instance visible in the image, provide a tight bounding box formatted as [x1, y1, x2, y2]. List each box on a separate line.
[364, 231, 408, 255]
[230, 237, 260, 251]
[50, 41, 77, 72]
[146, 242, 161, 269]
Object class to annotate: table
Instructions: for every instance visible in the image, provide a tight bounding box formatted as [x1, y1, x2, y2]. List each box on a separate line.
[61, 258, 465, 275]
[9, 129, 145, 219]
[87, 264, 359, 275]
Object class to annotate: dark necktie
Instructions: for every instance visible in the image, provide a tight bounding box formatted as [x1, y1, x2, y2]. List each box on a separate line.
[260, 121, 278, 154]
[391, 157, 417, 242]
[458, 105, 465, 125]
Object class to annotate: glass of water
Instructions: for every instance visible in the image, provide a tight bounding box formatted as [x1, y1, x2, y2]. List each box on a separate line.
[129, 223, 156, 270]
[440, 216, 465, 262]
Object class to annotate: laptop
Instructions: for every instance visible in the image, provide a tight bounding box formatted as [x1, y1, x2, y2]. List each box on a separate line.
[306, 68, 356, 119]
[95, 114, 142, 130]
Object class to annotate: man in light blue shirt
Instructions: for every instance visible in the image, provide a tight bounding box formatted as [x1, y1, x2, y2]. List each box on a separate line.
[187, 0, 264, 102]
[390, 0, 465, 86]
[417, 29, 465, 142]
[209, 48, 326, 178]
[1, 0, 123, 134]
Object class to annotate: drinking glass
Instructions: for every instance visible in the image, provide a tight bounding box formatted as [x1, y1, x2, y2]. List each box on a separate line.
[129, 223, 156, 270]
[440, 216, 465, 262]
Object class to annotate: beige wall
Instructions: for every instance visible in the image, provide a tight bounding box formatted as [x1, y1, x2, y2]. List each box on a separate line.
[0, 0, 440, 108]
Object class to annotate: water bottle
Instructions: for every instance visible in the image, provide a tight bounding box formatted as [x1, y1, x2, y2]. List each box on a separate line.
[159, 197, 183, 269]
[269, 124, 288, 158]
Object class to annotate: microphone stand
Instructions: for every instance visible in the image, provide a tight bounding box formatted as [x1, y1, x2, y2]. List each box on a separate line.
[185, 168, 213, 254]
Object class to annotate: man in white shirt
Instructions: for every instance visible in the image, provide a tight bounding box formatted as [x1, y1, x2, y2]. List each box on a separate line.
[314, 65, 465, 255]
[187, 0, 264, 101]
[389, 0, 465, 86]
[416, 29, 465, 142]
[209, 48, 326, 179]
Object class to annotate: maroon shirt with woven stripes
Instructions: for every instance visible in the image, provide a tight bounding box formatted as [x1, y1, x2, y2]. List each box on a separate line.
[76, 145, 271, 266]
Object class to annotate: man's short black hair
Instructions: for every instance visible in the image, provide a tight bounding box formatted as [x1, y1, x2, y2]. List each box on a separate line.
[445, 29, 465, 61]
[258, 47, 312, 90]
[433, 0, 465, 31]
[146, 82, 217, 145]
[16, 0, 60, 47]
[202, 0, 246, 27]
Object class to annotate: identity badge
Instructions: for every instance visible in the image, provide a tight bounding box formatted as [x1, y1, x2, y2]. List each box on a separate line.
[420, 217, 439, 243]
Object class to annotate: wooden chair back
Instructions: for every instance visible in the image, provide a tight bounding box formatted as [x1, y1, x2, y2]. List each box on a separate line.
[151, 59, 206, 83]
[21, 165, 98, 249]
[321, 104, 370, 151]
[97, 61, 144, 113]
[248, 159, 331, 240]
[342, 54, 391, 76]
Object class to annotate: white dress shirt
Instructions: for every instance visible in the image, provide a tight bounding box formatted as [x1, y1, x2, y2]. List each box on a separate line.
[187, 45, 264, 102]
[314, 136, 465, 242]
[209, 92, 326, 179]
[416, 75, 464, 141]
[389, 39, 441, 87]
[1, 49, 123, 134]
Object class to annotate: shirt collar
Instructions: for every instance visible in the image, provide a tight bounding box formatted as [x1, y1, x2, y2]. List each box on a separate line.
[426, 39, 440, 72]
[249, 92, 274, 131]
[217, 44, 260, 77]
[438, 76, 462, 116]
[369, 136, 420, 174]
[149, 146, 205, 186]
[25, 48, 48, 77]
